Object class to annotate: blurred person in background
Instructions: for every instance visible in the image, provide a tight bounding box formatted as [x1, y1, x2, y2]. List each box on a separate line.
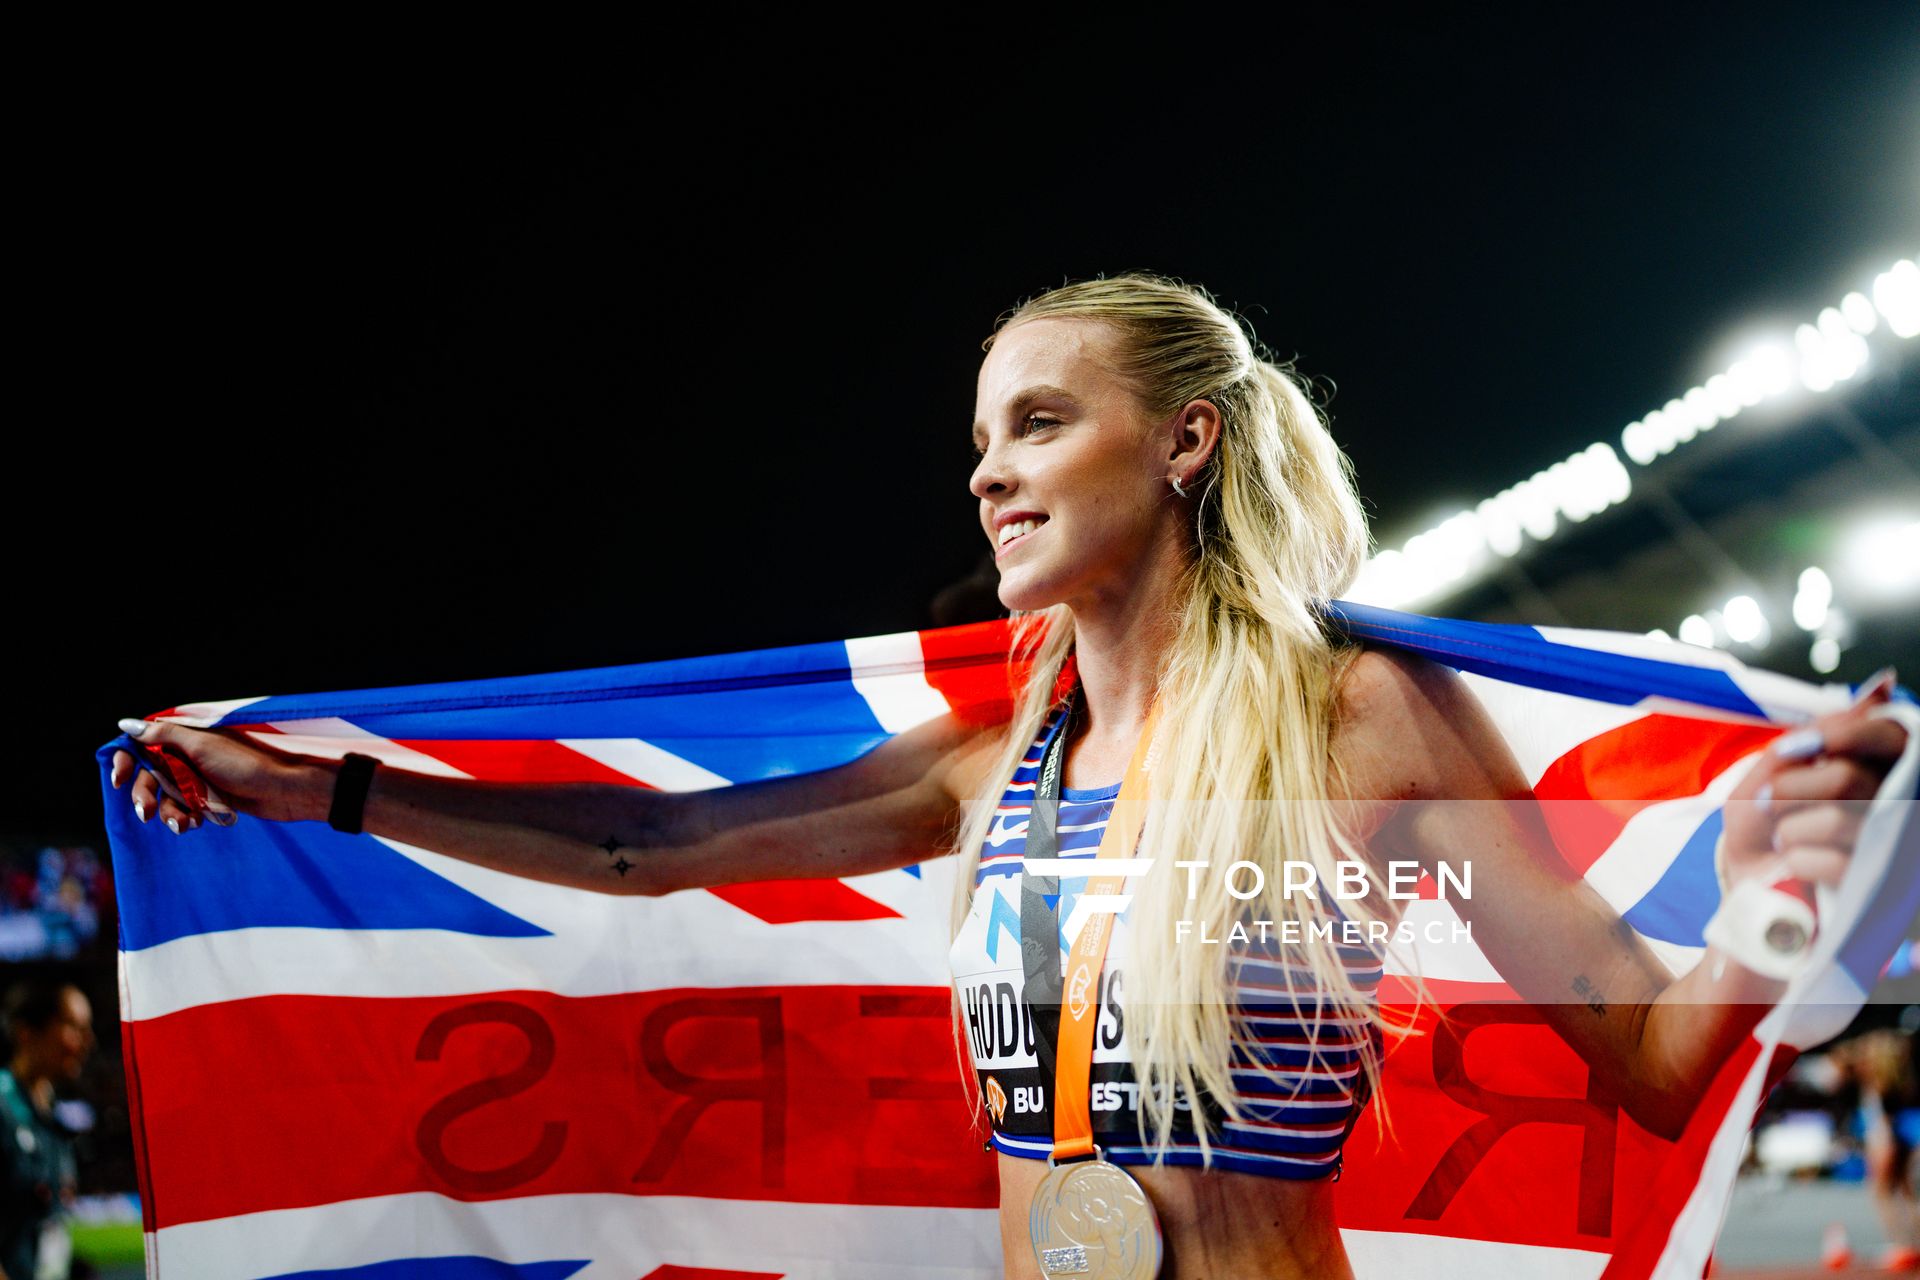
[1839, 1028, 1920, 1271]
[0, 981, 92, 1280]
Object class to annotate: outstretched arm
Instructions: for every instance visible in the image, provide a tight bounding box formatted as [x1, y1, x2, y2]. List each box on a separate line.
[111, 710, 1005, 897]
[1335, 646, 1907, 1142]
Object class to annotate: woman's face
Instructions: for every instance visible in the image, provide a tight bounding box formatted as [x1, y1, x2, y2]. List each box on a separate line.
[970, 318, 1178, 614]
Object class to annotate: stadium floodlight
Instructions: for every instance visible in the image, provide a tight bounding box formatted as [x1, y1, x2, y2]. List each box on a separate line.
[1722, 595, 1767, 646]
[1792, 566, 1832, 632]
[1753, 343, 1795, 397]
[1842, 516, 1920, 597]
[1875, 260, 1920, 339]
[1705, 373, 1740, 419]
[1679, 614, 1715, 648]
[1796, 325, 1837, 393]
[1841, 291, 1878, 334]
[1476, 495, 1523, 557]
[1810, 636, 1841, 674]
[1347, 257, 1916, 608]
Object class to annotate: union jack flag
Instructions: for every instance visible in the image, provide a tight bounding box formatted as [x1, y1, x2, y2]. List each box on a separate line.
[95, 603, 1920, 1279]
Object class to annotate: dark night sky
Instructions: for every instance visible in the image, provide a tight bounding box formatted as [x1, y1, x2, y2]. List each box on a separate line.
[21, 11, 1919, 843]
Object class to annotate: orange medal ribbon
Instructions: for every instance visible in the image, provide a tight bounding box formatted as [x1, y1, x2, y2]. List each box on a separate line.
[1047, 699, 1161, 1161]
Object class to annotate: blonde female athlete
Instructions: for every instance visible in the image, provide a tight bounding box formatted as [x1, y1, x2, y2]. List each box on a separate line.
[108, 273, 1907, 1279]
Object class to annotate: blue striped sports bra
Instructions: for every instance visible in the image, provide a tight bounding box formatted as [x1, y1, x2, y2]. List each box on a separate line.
[947, 703, 1386, 1179]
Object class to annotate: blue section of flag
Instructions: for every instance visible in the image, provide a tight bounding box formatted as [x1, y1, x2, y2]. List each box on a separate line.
[259, 1258, 589, 1280]
[98, 740, 550, 951]
[1622, 810, 1723, 947]
[191, 639, 890, 782]
[1327, 602, 1766, 718]
[1834, 765, 1920, 994]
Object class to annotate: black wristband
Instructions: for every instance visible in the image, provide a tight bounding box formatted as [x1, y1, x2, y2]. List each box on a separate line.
[328, 753, 379, 834]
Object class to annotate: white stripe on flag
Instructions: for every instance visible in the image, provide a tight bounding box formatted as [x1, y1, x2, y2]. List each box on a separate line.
[1455, 672, 1646, 788]
[1381, 897, 1502, 984]
[123, 847, 963, 1017]
[1343, 1226, 1607, 1280]
[254, 720, 472, 773]
[148, 1192, 1004, 1280]
[556, 737, 732, 790]
[156, 695, 270, 728]
[847, 631, 951, 732]
[1582, 752, 1759, 916]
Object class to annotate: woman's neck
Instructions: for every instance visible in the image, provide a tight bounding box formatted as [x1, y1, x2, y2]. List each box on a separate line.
[1064, 541, 1189, 744]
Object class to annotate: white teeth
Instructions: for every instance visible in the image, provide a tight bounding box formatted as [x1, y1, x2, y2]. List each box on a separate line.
[998, 518, 1041, 547]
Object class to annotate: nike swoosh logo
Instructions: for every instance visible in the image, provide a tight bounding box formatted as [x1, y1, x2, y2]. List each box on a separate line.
[986, 812, 1028, 849]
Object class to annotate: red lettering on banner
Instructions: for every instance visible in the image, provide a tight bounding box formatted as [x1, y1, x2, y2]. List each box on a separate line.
[1334, 980, 1676, 1252]
[129, 986, 997, 1228]
[634, 996, 786, 1187]
[414, 1001, 566, 1193]
[1404, 1004, 1619, 1237]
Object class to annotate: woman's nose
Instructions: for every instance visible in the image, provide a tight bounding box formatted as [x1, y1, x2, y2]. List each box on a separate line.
[969, 445, 1014, 498]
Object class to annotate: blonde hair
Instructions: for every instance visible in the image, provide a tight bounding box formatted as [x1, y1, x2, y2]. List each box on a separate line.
[948, 270, 1430, 1164]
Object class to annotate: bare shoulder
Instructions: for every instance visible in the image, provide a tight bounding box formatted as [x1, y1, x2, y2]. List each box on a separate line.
[1330, 643, 1527, 803]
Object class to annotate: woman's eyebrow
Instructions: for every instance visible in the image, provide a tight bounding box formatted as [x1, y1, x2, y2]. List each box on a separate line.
[970, 384, 1081, 443]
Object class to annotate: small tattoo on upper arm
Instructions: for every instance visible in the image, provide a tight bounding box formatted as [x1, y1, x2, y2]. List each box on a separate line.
[600, 834, 622, 855]
[1571, 974, 1606, 1017]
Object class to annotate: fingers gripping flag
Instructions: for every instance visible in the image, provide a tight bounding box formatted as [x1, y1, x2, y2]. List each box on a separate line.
[96, 604, 1920, 1280]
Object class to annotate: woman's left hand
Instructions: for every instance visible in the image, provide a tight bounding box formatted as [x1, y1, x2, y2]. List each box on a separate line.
[1720, 669, 1909, 891]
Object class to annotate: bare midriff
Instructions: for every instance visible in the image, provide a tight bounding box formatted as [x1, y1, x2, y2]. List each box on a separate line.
[995, 1151, 1355, 1279]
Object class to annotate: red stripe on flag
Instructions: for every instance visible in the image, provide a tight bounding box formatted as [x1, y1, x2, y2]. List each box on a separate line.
[918, 620, 1020, 726]
[642, 1269, 784, 1280]
[130, 986, 996, 1229]
[707, 880, 903, 923]
[1534, 715, 1780, 875]
[118, 1014, 159, 1233]
[392, 738, 653, 786]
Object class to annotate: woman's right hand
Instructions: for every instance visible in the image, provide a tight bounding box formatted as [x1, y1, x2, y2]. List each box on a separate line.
[108, 719, 330, 833]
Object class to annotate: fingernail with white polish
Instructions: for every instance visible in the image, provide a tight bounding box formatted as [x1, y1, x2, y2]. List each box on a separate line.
[1773, 728, 1824, 762]
[1857, 667, 1898, 703]
[118, 718, 149, 738]
[134, 801, 146, 823]
[1756, 782, 1774, 816]
[165, 817, 179, 834]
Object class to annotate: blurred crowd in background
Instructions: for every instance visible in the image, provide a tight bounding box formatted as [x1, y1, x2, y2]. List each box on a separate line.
[0, 842, 138, 1279]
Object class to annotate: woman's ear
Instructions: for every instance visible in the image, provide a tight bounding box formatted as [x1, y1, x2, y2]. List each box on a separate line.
[1167, 398, 1223, 485]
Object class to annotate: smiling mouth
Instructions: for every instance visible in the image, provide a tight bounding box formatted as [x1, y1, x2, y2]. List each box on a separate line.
[996, 516, 1047, 554]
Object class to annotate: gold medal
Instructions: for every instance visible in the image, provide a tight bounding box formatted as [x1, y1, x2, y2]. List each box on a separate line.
[1028, 1150, 1163, 1278]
